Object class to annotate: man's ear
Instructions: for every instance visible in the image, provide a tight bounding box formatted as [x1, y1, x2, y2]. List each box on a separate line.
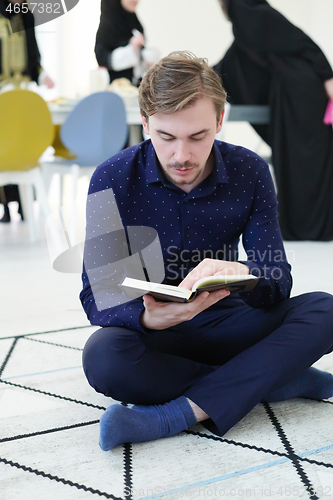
[141, 115, 149, 135]
[216, 109, 225, 134]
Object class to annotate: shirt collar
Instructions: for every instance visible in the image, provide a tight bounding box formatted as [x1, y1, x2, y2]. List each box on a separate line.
[212, 141, 229, 184]
[145, 140, 229, 186]
[145, 141, 163, 184]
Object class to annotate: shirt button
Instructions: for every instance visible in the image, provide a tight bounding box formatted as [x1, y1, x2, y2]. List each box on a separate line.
[185, 232, 190, 238]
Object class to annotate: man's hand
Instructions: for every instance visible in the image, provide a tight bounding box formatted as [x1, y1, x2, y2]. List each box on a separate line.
[140, 288, 230, 331]
[140, 259, 249, 330]
[130, 33, 145, 52]
[324, 78, 333, 101]
[38, 72, 55, 89]
[179, 258, 250, 292]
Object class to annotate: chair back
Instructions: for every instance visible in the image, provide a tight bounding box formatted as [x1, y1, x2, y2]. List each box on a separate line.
[0, 89, 54, 171]
[60, 91, 128, 166]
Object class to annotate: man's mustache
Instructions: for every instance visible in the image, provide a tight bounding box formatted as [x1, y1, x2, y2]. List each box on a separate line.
[167, 162, 199, 170]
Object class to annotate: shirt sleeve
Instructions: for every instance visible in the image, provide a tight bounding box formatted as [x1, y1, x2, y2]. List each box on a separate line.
[298, 40, 333, 82]
[109, 44, 140, 72]
[80, 267, 146, 333]
[94, 41, 110, 68]
[79, 165, 148, 334]
[239, 163, 292, 308]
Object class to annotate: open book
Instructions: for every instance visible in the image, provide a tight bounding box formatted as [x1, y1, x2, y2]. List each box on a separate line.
[120, 274, 259, 303]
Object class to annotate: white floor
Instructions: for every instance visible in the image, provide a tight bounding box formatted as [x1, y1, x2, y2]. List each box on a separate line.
[1, 198, 333, 500]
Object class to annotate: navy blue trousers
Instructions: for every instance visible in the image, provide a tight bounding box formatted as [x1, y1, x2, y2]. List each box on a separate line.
[82, 292, 333, 436]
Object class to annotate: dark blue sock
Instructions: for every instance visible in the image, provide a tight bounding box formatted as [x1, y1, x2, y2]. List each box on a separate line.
[263, 367, 333, 403]
[99, 396, 197, 451]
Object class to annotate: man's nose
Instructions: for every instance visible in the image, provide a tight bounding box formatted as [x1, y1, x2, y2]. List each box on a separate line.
[174, 141, 191, 164]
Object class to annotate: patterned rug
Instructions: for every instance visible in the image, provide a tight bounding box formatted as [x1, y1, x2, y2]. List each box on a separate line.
[1, 327, 333, 500]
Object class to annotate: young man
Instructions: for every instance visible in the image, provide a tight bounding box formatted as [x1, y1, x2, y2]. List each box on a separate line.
[80, 51, 333, 451]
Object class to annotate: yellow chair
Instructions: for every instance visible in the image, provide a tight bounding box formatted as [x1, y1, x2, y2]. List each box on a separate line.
[0, 89, 54, 241]
[51, 124, 76, 160]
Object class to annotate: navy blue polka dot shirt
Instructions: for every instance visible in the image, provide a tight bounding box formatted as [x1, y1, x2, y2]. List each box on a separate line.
[80, 139, 292, 333]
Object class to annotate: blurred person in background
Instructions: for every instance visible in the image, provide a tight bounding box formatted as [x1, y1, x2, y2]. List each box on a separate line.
[214, 0, 333, 241]
[95, 0, 159, 87]
[0, 0, 54, 223]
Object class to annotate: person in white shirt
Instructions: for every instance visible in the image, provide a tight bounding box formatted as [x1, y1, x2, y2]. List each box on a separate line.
[95, 0, 159, 87]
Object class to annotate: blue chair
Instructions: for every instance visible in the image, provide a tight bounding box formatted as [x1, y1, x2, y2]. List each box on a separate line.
[43, 91, 128, 206]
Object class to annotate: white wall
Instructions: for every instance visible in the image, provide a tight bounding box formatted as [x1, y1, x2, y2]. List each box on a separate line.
[269, 0, 333, 65]
[35, 0, 101, 98]
[136, 0, 231, 65]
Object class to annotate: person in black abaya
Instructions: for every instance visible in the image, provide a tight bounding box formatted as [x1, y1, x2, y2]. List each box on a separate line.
[214, 0, 333, 241]
[95, 0, 158, 86]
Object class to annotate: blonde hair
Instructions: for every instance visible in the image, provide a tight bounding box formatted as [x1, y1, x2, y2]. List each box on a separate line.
[139, 51, 227, 122]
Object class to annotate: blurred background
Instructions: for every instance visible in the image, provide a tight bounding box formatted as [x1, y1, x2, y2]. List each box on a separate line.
[35, 0, 333, 149]
[36, 0, 333, 98]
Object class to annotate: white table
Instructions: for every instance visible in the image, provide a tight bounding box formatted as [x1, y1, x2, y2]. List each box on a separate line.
[48, 102, 142, 126]
[227, 104, 270, 123]
[48, 101, 77, 126]
[49, 101, 270, 125]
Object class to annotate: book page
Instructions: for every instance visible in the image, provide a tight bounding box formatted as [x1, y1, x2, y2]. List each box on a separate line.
[193, 274, 257, 291]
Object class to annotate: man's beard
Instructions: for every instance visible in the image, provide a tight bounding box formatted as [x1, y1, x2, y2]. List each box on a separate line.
[164, 161, 201, 185]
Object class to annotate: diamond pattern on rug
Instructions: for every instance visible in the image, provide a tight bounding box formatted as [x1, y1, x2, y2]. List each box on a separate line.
[1, 327, 333, 500]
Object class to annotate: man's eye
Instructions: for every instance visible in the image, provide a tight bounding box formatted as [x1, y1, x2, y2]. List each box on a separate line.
[191, 135, 204, 141]
[160, 135, 174, 141]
